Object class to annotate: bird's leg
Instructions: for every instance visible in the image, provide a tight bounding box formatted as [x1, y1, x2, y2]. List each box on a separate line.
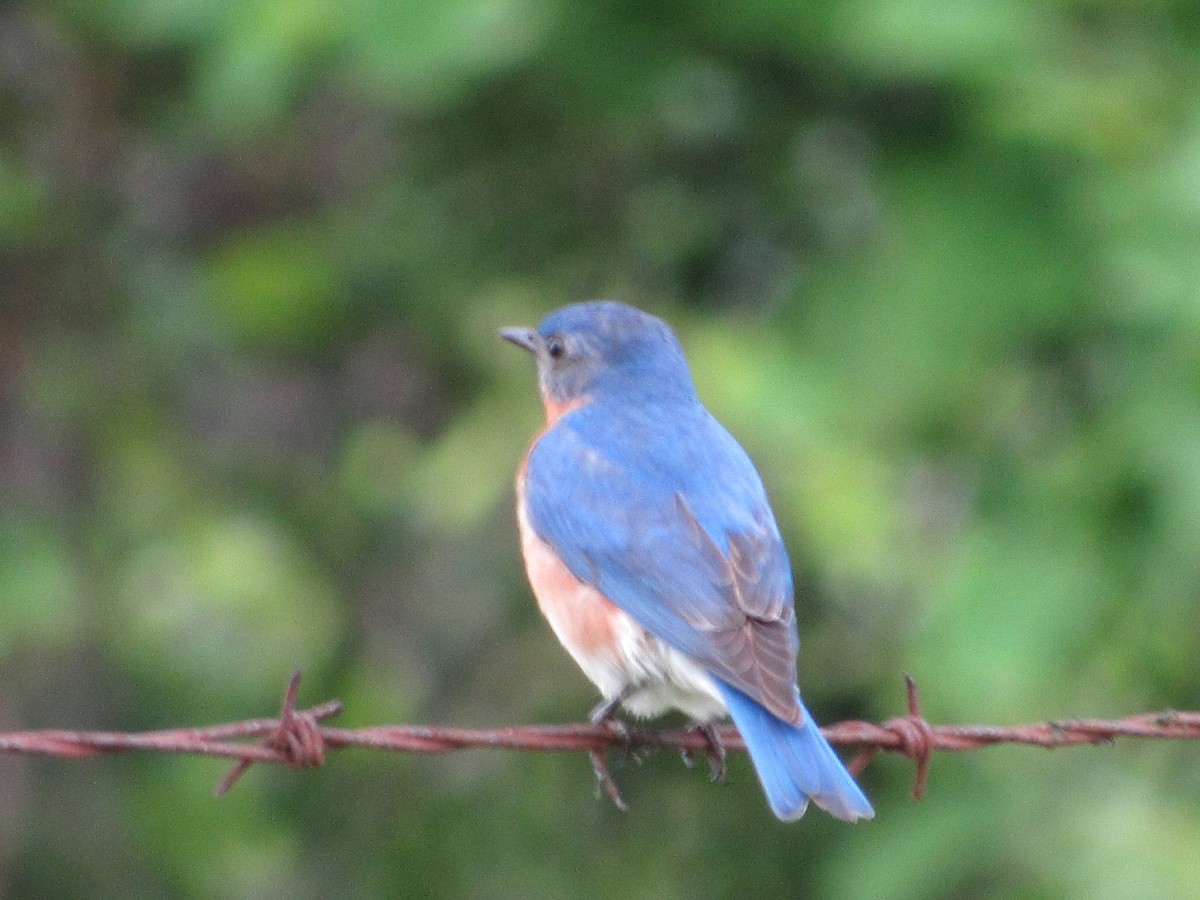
[682, 721, 727, 783]
[588, 688, 633, 811]
[589, 692, 627, 725]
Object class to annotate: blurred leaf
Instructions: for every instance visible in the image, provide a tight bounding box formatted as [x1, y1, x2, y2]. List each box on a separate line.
[113, 513, 342, 699]
[193, 0, 343, 133]
[0, 517, 82, 655]
[346, 0, 560, 109]
[204, 225, 348, 349]
[0, 151, 48, 242]
[337, 419, 419, 514]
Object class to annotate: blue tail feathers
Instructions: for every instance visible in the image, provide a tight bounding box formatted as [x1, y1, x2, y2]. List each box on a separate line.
[716, 682, 874, 822]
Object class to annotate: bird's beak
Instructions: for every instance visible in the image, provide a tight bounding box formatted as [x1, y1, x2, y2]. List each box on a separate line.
[499, 326, 540, 354]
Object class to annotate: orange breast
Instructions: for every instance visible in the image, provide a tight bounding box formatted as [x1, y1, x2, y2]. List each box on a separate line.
[515, 456, 624, 673]
[542, 394, 588, 427]
[521, 516, 622, 661]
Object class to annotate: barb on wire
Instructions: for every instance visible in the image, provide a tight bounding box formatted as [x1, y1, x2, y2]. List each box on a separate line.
[2, 670, 1198, 808]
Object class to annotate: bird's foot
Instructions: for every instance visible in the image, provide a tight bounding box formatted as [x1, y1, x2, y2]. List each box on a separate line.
[681, 721, 727, 783]
[589, 746, 629, 811]
[588, 691, 633, 811]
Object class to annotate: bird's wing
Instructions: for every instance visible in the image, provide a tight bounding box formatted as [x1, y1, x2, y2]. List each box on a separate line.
[524, 403, 803, 724]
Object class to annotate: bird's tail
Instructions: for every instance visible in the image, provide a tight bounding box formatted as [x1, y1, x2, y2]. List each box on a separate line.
[716, 681, 874, 822]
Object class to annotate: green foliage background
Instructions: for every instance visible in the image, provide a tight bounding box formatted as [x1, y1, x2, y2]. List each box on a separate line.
[2, 1, 1198, 896]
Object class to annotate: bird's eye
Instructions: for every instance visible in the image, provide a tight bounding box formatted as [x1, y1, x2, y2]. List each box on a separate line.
[546, 337, 566, 359]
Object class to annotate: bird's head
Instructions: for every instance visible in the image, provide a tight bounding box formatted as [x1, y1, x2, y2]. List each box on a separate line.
[501, 301, 696, 417]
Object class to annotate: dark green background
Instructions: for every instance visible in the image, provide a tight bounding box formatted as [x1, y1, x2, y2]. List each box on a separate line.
[2, 1, 1198, 897]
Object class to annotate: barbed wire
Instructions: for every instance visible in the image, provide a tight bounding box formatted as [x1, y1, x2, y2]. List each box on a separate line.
[1, 671, 1197, 806]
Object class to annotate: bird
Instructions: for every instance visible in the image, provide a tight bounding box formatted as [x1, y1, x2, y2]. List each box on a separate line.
[501, 301, 874, 822]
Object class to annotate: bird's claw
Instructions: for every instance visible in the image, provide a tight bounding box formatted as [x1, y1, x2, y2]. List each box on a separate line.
[682, 722, 727, 783]
[589, 746, 629, 811]
[588, 691, 635, 810]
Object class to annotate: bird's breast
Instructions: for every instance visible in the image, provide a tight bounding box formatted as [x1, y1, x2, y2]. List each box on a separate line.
[515, 468, 726, 721]
[540, 393, 589, 428]
[515, 479, 628, 693]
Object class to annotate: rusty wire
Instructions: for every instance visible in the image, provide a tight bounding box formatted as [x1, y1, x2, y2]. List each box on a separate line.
[2, 671, 1197, 804]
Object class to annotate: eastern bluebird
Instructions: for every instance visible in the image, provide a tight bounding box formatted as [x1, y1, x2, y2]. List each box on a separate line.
[501, 301, 873, 822]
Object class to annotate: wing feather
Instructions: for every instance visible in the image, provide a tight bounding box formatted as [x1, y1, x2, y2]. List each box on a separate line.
[524, 401, 803, 724]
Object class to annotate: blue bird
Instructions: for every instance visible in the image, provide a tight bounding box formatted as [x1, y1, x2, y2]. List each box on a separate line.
[502, 301, 873, 821]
